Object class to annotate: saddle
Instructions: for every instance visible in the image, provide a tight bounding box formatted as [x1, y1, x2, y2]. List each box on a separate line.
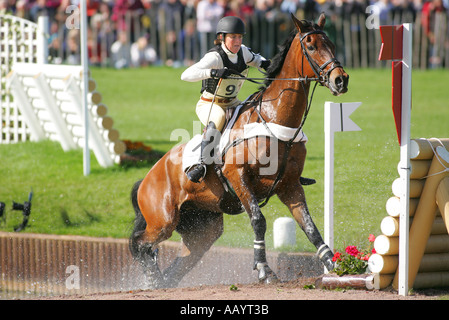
[182, 97, 252, 173]
[182, 95, 313, 213]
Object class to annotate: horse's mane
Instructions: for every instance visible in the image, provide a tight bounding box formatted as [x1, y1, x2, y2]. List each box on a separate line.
[261, 19, 317, 89]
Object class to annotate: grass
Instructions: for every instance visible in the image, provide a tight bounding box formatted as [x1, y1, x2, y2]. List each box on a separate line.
[0, 67, 447, 253]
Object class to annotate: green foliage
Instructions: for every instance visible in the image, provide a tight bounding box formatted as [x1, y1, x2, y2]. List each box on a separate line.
[332, 234, 376, 275]
[0, 67, 447, 252]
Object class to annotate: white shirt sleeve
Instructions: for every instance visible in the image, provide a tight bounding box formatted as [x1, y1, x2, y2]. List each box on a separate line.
[181, 52, 223, 82]
[180, 44, 268, 82]
[241, 45, 267, 69]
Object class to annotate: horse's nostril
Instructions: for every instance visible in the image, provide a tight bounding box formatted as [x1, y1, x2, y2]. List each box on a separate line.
[335, 76, 343, 88]
[334, 75, 348, 91]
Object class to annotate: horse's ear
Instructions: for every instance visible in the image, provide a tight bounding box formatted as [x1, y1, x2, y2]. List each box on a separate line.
[291, 13, 305, 33]
[317, 13, 326, 29]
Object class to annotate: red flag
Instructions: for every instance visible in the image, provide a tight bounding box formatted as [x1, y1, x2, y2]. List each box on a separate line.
[392, 61, 403, 144]
[379, 25, 403, 61]
[379, 25, 404, 144]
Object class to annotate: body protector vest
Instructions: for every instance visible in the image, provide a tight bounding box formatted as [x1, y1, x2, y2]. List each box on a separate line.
[201, 45, 249, 99]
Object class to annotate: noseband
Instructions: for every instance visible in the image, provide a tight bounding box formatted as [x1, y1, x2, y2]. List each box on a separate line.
[299, 30, 343, 87]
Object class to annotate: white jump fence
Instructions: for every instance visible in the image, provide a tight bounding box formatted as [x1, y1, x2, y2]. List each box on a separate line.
[1, 15, 125, 167]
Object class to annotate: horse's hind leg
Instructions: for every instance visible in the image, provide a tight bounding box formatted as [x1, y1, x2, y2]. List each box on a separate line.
[129, 180, 173, 288]
[130, 225, 166, 288]
[161, 209, 223, 288]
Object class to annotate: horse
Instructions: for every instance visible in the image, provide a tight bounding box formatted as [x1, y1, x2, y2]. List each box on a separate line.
[129, 13, 349, 288]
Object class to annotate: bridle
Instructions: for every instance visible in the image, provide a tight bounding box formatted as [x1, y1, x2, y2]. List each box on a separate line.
[231, 28, 344, 88]
[298, 29, 344, 88]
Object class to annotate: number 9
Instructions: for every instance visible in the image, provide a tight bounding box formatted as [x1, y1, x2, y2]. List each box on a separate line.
[225, 85, 236, 96]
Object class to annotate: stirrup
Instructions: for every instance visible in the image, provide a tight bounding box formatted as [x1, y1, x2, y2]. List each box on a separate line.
[186, 164, 206, 183]
[300, 176, 316, 186]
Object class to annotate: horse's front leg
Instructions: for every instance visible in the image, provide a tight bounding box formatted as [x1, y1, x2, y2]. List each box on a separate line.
[277, 181, 335, 272]
[230, 173, 278, 283]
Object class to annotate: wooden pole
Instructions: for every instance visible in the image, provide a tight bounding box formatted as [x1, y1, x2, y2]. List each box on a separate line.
[381, 216, 400, 237]
[386, 196, 419, 217]
[419, 253, 449, 272]
[80, 0, 90, 176]
[410, 138, 449, 160]
[368, 253, 398, 274]
[414, 272, 449, 289]
[425, 234, 449, 253]
[436, 177, 449, 234]
[315, 273, 375, 290]
[381, 214, 445, 237]
[392, 178, 424, 198]
[374, 235, 399, 255]
[398, 159, 431, 179]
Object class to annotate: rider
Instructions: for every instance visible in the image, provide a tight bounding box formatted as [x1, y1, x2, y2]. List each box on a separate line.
[181, 16, 271, 183]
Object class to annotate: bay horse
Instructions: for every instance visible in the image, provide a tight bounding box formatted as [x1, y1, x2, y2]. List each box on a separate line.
[130, 13, 349, 288]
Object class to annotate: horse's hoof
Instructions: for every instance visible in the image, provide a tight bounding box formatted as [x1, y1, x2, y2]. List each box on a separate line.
[317, 244, 335, 272]
[323, 259, 335, 272]
[143, 274, 165, 289]
[256, 263, 279, 284]
[262, 274, 279, 284]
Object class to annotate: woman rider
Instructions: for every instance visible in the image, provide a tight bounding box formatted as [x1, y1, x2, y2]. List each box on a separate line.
[181, 16, 270, 183]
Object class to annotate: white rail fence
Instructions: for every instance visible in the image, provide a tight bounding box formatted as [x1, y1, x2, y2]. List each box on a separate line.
[1, 15, 125, 167]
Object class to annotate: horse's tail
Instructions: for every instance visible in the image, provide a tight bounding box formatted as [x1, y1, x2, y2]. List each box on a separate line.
[129, 179, 146, 259]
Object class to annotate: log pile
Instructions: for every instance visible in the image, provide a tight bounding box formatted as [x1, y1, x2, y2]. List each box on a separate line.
[368, 138, 449, 289]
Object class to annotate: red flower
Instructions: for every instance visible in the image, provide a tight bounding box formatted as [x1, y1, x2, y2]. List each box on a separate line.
[332, 252, 342, 262]
[345, 245, 359, 257]
[368, 234, 376, 242]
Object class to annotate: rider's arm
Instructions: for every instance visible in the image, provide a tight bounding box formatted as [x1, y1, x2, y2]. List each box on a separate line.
[181, 52, 223, 82]
[241, 45, 269, 70]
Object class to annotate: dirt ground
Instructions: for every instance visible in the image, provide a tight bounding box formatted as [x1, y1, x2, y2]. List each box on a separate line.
[38, 278, 447, 301]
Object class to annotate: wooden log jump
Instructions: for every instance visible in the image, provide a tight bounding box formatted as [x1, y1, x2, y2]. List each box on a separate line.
[393, 141, 449, 289]
[369, 138, 449, 290]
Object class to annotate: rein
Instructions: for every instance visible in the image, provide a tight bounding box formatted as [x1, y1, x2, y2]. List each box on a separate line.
[229, 75, 322, 86]
[255, 80, 319, 208]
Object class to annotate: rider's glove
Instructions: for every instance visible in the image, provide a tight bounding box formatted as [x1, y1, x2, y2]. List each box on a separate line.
[210, 68, 234, 79]
[260, 59, 271, 71]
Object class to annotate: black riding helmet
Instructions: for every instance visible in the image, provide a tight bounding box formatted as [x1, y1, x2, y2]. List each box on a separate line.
[216, 16, 246, 35]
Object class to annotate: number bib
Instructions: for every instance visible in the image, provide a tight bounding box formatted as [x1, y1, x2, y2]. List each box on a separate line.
[201, 45, 250, 98]
[216, 68, 249, 99]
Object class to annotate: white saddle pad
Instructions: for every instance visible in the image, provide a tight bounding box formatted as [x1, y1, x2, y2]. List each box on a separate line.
[243, 122, 308, 144]
[182, 112, 308, 172]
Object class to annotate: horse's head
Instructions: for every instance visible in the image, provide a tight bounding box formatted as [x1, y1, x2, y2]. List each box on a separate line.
[292, 13, 349, 96]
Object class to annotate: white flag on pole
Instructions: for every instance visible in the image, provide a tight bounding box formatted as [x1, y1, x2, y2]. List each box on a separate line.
[327, 102, 362, 133]
[324, 101, 362, 272]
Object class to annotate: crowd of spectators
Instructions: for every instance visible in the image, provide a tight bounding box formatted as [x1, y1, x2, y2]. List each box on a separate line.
[0, 0, 447, 67]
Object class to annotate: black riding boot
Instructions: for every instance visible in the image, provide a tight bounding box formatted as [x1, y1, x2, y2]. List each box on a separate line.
[186, 122, 219, 183]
